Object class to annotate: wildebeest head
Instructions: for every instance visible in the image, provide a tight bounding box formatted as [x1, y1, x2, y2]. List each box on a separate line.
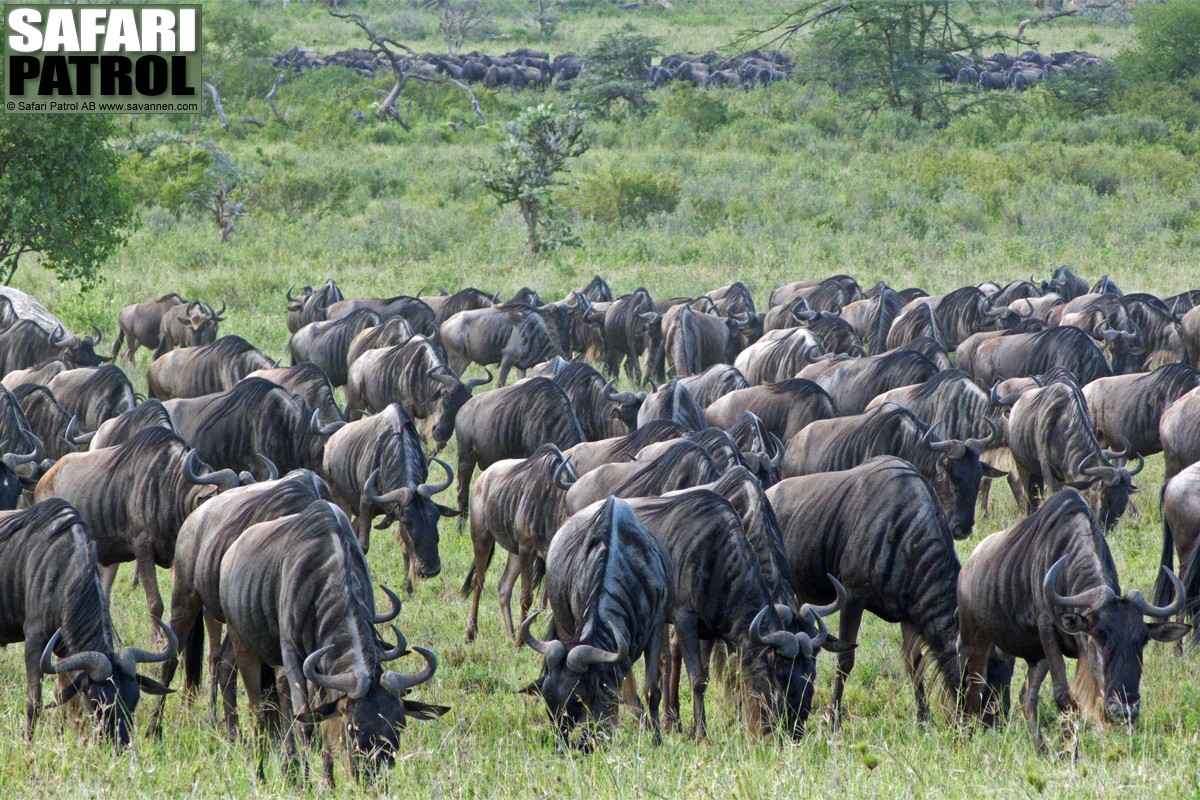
[636, 311, 663, 379]
[1043, 558, 1188, 725]
[923, 420, 1005, 539]
[300, 635, 446, 779]
[180, 448, 242, 509]
[364, 457, 457, 578]
[40, 616, 177, 747]
[51, 324, 109, 367]
[175, 300, 224, 347]
[1096, 323, 1144, 374]
[1, 438, 40, 510]
[1070, 448, 1142, 532]
[427, 365, 493, 447]
[520, 612, 627, 749]
[602, 379, 645, 433]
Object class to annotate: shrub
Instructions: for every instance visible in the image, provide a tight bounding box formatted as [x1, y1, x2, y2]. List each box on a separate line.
[1040, 62, 1126, 118]
[659, 87, 732, 133]
[120, 145, 213, 213]
[574, 163, 681, 224]
[1122, 0, 1200, 83]
[575, 26, 662, 116]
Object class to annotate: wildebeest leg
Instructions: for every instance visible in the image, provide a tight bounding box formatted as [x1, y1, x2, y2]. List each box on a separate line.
[497, 356, 515, 388]
[958, 630, 992, 722]
[829, 599, 864, 726]
[282, 660, 311, 784]
[900, 621, 929, 724]
[231, 635, 267, 780]
[1020, 659, 1051, 756]
[673, 613, 708, 741]
[456, 451, 477, 533]
[979, 477, 992, 517]
[23, 638, 44, 739]
[354, 500, 373, 554]
[496, 552, 522, 643]
[464, 532, 495, 643]
[517, 551, 536, 634]
[148, 592, 203, 738]
[665, 632, 683, 733]
[644, 623, 665, 744]
[99, 562, 119, 598]
[1013, 468, 1034, 516]
[135, 551, 166, 631]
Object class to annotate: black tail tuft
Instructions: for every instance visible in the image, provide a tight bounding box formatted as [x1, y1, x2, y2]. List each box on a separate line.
[459, 546, 494, 599]
[183, 620, 205, 695]
[1181, 537, 1200, 646]
[1155, 501, 1176, 607]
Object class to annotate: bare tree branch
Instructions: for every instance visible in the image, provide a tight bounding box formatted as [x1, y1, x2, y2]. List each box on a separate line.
[266, 73, 288, 124]
[1017, 0, 1118, 36]
[203, 81, 230, 129]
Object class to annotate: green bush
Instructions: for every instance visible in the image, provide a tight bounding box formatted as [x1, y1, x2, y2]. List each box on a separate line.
[1040, 62, 1126, 118]
[1122, 0, 1200, 83]
[659, 87, 732, 133]
[119, 146, 213, 213]
[574, 162, 681, 224]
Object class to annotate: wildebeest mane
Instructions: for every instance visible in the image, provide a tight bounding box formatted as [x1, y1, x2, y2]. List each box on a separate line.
[615, 440, 717, 496]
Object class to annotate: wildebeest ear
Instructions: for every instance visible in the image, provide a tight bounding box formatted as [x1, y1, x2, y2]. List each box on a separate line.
[48, 677, 83, 709]
[1055, 612, 1087, 634]
[136, 675, 176, 696]
[820, 636, 856, 654]
[403, 700, 451, 721]
[436, 504, 462, 518]
[1147, 622, 1190, 643]
[515, 680, 543, 697]
[981, 462, 1008, 479]
[296, 701, 341, 724]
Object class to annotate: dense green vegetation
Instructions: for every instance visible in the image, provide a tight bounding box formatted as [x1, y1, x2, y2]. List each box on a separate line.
[3, 1, 1200, 797]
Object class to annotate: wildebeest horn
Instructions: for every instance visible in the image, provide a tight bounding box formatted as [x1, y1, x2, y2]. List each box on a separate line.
[1099, 325, 1120, 342]
[374, 586, 402, 625]
[603, 378, 638, 404]
[1125, 452, 1144, 476]
[286, 286, 298, 302]
[800, 574, 848, 622]
[643, 378, 658, 393]
[565, 621, 628, 673]
[749, 605, 800, 659]
[310, 410, 343, 437]
[1078, 451, 1121, 486]
[966, 417, 998, 453]
[64, 416, 94, 447]
[40, 628, 112, 682]
[212, 300, 226, 320]
[378, 625, 408, 662]
[90, 325, 103, 344]
[1043, 556, 1115, 612]
[417, 457, 454, 499]
[427, 365, 458, 387]
[767, 432, 785, 468]
[464, 367, 493, 392]
[2, 439, 40, 469]
[303, 645, 370, 699]
[519, 611, 566, 665]
[1102, 435, 1131, 460]
[552, 455, 576, 490]
[365, 468, 414, 507]
[922, 423, 967, 459]
[1126, 569, 1186, 618]
[257, 454, 279, 481]
[380, 646, 438, 696]
[117, 616, 179, 668]
[989, 381, 1019, 408]
[181, 450, 239, 489]
[50, 324, 71, 348]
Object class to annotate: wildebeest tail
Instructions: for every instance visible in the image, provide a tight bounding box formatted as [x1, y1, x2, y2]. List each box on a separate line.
[1155, 497, 1176, 607]
[459, 545, 495, 599]
[530, 554, 546, 593]
[1180, 531, 1200, 643]
[183, 620, 205, 694]
[110, 329, 125, 361]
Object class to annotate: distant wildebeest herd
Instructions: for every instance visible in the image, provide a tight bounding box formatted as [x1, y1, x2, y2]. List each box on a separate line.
[2, 263, 1200, 780]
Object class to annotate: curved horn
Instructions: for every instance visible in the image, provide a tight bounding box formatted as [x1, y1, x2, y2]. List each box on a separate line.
[50, 325, 71, 348]
[257, 454, 279, 481]
[380, 646, 437, 696]
[749, 605, 800, 659]
[1078, 452, 1120, 485]
[364, 468, 414, 507]
[309, 410, 342, 437]
[1102, 435, 1131, 460]
[90, 325, 103, 345]
[922, 423, 967, 459]
[64, 416, 94, 447]
[2, 438, 40, 467]
[40, 628, 112, 682]
[427, 365, 459, 387]
[966, 417, 999, 453]
[286, 285, 299, 302]
[417, 457, 454, 499]
[1125, 452, 1144, 476]
[1126, 569, 1186, 618]
[117, 616, 179, 667]
[303, 645, 370, 699]
[552, 454, 576, 491]
[464, 367, 494, 392]
[213, 300, 226, 320]
[373, 585, 402, 625]
[801, 574, 848, 621]
[182, 449, 236, 487]
[378, 624, 408, 662]
[1042, 556, 1115, 612]
[565, 621, 629, 673]
[519, 611, 566, 665]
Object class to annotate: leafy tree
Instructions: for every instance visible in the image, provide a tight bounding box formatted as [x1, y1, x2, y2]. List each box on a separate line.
[0, 116, 135, 287]
[576, 27, 662, 116]
[1041, 61, 1125, 118]
[1121, 0, 1200, 83]
[479, 105, 590, 255]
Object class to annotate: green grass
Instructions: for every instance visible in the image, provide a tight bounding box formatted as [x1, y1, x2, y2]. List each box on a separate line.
[4, 0, 1200, 796]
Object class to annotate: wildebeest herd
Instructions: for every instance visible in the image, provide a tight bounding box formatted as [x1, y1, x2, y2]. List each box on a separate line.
[2, 264, 1200, 780]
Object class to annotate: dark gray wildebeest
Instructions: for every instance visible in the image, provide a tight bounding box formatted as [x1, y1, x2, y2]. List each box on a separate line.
[1161, 387, 1200, 482]
[418, 287, 497, 326]
[733, 328, 824, 385]
[723, 412, 786, 487]
[345, 316, 415, 369]
[12, 383, 86, 461]
[885, 302, 942, 351]
[636, 378, 707, 431]
[1082, 363, 1200, 457]
[767, 457, 962, 723]
[615, 489, 851, 740]
[287, 309, 382, 388]
[46, 365, 136, 429]
[246, 362, 344, 427]
[1122, 293, 1185, 368]
[797, 350, 940, 416]
[147, 336, 276, 400]
[286, 280, 343, 334]
[601, 289, 662, 386]
[154, 300, 224, 359]
[454, 377, 585, 522]
[1041, 264, 1090, 302]
[322, 404, 456, 583]
[0, 499, 176, 745]
[34, 427, 240, 625]
[1051, 294, 1142, 374]
[637, 425, 759, 479]
[564, 439, 721, 515]
[1157, 462, 1200, 630]
[662, 304, 744, 378]
[1010, 293, 1065, 322]
[544, 362, 643, 441]
[789, 308, 865, 356]
[0, 320, 107, 374]
[958, 490, 1187, 754]
[783, 403, 1002, 540]
[704, 281, 754, 318]
[953, 319, 1049, 377]
[562, 420, 686, 476]
[1006, 374, 1140, 530]
[462, 444, 577, 643]
[520, 497, 672, 749]
[164, 378, 344, 478]
[0, 380, 40, 455]
[970, 326, 1115, 387]
[2, 357, 68, 388]
[326, 294, 437, 337]
[1180, 305, 1200, 367]
[897, 286, 1024, 351]
[841, 285, 903, 354]
[86, 399, 175, 451]
[111, 292, 185, 360]
[676, 364, 749, 409]
[440, 304, 562, 387]
[148, 468, 333, 738]
[991, 278, 1043, 307]
[219, 501, 446, 782]
[705, 379, 835, 443]
[772, 275, 861, 312]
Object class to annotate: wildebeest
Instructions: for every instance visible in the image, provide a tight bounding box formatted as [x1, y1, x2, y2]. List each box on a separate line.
[705, 379, 835, 442]
[219, 501, 446, 781]
[734, 328, 824, 384]
[246, 362, 344, 427]
[34, 427, 239, 625]
[112, 292, 185, 361]
[542, 363, 642, 441]
[885, 302, 942, 351]
[1082, 364, 1200, 457]
[562, 420, 686, 476]
[462, 444, 576, 642]
[46, 365, 136, 429]
[958, 490, 1187, 753]
[13, 383, 84, 461]
[783, 403, 1001, 539]
[288, 309, 382, 387]
[326, 294, 437, 337]
[1158, 462, 1200, 628]
[154, 301, 223, 358]
[564, 439, 721, 514]
[841, 285, 903, 354]
[419, 287, 496, 326]
[0, 499, 176, 744]
[322, 404, 456, 583]
[601, 289, 662, 386]
[897, 287, 1022, 351]
[675, 364, 749, 410]
[345, 317, 415, 369]
[1041, 264, 1089, 301]
[662, 304, 743, 378]
[1161, 388, 1200, 480]
[2, 358, 68, 389]
[798, 350, 940, 416]
[767, 457, 962, 722]
[521, 497, 671, 748]
[635, 378, 706, 431]
[0, 320, 107, 375]
[970, 326, 1114, 386]
[148, 336, 275, 400]
[442, 303, 564, 387]
[87, 399, 174, 451]
[286, 280, 343, 334]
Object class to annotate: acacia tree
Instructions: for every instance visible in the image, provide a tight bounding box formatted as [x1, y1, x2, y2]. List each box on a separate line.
[480, 105, 590, 255]
[0, 116, 135, 287]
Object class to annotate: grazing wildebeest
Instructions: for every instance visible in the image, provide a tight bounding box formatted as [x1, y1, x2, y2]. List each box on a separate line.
[706, 378, 836, 442]
[676, 364, 749, 409]
[0, 320, 107, 374]
[767, 457, 962, 722]
[246, 362, 344, 427]
[286, 280, 343, 334]
[564, 439, 721, 514]
[897, 287, 1023, 351]
[440, 304, 562, 386]
[345, 317, 415, 369]
[2, 358, 68, 388]
[734, 328, 824, 384]
[958, 490, 1187, 753]
[87, 399, 174, 451]
[0, 382, 40, 457]
[602, 289, 662, 385]
[1007, 374, 1140, 530]
[147, 336, 275, 400]
[219, 501, 446, 781]
[867, 369, 1000, 442]
[562, 420, 686, 476]
[34, 427, 239, 624]
[46, 365, 136, 429]
[520, 497, 671, 748]
[462, 444, 576, 642]
[154, 301, 223, 358]
[798, 350, 940, 416]
[288, 309, 382, 387]
[454, 377, 585, 521]
[971, 326, 1114, 386]
[1123, 293, 1185, 368]
[112, 292, 185, 361]
[322, 404, 456, 583]
[783, 403, 1001, 539]
[1083, 364, 1200, 457]
[0, 499, 176, 744]
[1161, 388, 1200, 480]
[790, 309, 864, 356]
[886, 302, 942, 351]
[326, 294, 437, 337]
[636, 378, 707, 431]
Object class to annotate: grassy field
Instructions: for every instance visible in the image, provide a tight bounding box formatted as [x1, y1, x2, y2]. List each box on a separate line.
[4, 0, 1200, 796]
